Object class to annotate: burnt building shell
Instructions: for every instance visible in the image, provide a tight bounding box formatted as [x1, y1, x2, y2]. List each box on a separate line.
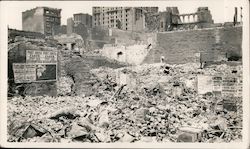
[8, 28, 45, 40]
[22, 7, 61, 36]
[146, 7, 215, 31]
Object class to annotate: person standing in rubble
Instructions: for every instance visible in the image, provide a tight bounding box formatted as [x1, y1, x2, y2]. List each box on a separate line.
[199, 52, 206, 69]
[161, 56, 165, 63]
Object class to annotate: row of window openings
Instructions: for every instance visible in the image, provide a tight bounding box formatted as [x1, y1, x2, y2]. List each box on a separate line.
[101, 8, 129, 12]
[95, 15, 129, 22]
[94, 22, 128, 26]
[107, 24, 128, 30]
[46, 17, 60, 22]
[46, 22, 59, 26]
[94, 10, 129, 17]
[95, 19, 128, 23]
[45, 10, 59, 16]
[106, 11, 129, 15]
[93, 8, 131, 13]
[95, 14, 128, 19]
[93, 23, 128, 30]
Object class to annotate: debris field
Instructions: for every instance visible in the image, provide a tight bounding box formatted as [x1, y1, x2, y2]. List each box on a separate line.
[7, 62, 243, 143]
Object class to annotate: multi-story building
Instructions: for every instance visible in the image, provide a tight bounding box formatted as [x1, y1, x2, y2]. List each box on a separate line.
[92, 7, 158, 31]
[22, 7, 61, 36]
[73, 13, 92, 28]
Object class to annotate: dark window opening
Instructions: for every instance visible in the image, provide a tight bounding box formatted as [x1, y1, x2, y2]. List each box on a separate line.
[161, 22, 164, 28]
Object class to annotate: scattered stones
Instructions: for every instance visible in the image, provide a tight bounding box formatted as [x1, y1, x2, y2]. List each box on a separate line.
[48, 107, 79, 120]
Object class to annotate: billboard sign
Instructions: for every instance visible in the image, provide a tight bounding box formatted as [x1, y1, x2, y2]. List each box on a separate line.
[13, 63, 57, 83]
[26, 50, 57, 63]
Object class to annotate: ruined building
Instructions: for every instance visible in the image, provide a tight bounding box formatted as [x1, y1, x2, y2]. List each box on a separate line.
[157, 7, 180, 32]
[92, 7, 158, 31]
[172, 7, 214, 30]
[66, 13, 92, 40]
[147, 7, 214, 32]
[66, 22, 89, 42]
[233, 7, 243, 25]
[73, 13, 92, 28]
[22, 7, 61, 36]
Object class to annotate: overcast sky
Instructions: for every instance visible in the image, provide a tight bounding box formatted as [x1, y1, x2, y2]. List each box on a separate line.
[0, 0, 245, 30]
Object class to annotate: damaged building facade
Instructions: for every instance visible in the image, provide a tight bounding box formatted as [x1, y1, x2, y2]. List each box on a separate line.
[92, 7, 158, 31]
[146, 7, 215, 32]
[22, 7, 61, 36]
[174, 7, 214, 30]
[66, 13, 92, 41]
[67, 13, 92, 34]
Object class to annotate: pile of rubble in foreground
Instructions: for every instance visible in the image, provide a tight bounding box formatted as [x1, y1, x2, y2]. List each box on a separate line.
[7, 63, 242, 143]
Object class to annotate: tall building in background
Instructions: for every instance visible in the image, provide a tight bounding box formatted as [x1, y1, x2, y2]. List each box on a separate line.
[67, 18, 74, 34]
[92, 7, 158, 31]
[22, 7, 61, 36]
[66, 14, 91, 40]
[73, 13, 92, 28]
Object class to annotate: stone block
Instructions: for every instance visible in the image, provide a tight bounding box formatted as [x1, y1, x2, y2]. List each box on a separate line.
[177, 127, 202, 142]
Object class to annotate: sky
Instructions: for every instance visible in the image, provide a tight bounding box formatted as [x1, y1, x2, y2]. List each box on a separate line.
[0, 0, 246, 30]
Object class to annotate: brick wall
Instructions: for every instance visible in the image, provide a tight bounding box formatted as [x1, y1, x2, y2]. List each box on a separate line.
[143, 26, 242, 64]
[110, 29, 156, 46]
[89, 28, 156, 49]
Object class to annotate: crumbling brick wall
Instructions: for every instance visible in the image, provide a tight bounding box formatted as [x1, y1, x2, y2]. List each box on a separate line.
[8, 29, 45, 39]
[143, 26, 242, 64]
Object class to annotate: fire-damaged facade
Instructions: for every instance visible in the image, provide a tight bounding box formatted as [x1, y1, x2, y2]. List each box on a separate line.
[22, 7, 61, 36]
[146, 7, 215, 32]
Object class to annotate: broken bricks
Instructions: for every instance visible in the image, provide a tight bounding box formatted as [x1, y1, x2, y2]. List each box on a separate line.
[7, 61, 243, 143]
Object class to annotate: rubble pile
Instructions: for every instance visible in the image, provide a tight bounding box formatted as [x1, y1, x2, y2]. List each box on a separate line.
[57, 76, 75, 96]
[7, 62, 242, 143]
